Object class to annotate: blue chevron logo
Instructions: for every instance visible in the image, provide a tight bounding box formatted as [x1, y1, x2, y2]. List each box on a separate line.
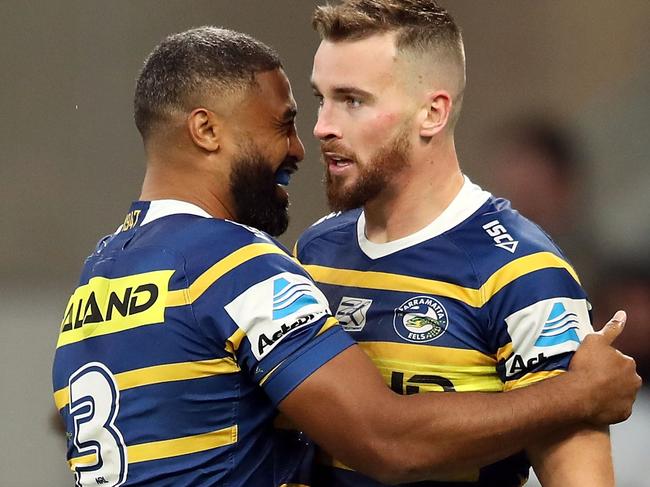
[272, 277, 318, 320]
[534, 302, 580, 347]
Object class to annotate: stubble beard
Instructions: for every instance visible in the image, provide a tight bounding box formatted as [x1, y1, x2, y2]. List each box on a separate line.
[324, 127, 411, 212]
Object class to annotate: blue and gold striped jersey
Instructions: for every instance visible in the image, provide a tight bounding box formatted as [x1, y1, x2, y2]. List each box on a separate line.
[52, 199, 355, 487]
[295, 178, 592, 487]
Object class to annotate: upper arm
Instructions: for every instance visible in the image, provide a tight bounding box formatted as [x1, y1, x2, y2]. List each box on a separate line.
[489, 254, 593, 390]
[278, 343, 401, 479]
[190, 238, 355, 403]
[491, 253, 613, 484]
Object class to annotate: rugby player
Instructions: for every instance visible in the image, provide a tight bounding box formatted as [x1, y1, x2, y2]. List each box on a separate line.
[295, 1, 638, 486]
[52, 26, 639, 486]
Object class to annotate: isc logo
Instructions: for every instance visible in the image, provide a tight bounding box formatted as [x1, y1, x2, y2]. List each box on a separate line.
[482, 220, 519, 253]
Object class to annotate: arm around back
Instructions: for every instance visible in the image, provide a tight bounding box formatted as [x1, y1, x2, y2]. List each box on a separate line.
[279, 312, 640, 484]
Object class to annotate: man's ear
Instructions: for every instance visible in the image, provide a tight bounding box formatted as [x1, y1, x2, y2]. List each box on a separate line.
[187, 108, 221, 152]
[419, 90, 452, 138]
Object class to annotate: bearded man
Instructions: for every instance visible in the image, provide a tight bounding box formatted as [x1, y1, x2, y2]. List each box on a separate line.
[52, 25, 639, 487]
[297, 1, 633, 485]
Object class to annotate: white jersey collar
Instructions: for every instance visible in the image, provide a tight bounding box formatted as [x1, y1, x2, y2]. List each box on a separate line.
[357, 176, 491, 259]
[140, 199, 212, 226]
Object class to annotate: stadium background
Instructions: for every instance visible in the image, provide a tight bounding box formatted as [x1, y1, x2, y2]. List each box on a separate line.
[1, 1, 648, 485]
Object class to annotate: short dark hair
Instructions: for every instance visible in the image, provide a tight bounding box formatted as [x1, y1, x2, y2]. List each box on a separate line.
[312, 0, 463, 63]
[134, 26, 282, 140]
[312, 0, 465, 127]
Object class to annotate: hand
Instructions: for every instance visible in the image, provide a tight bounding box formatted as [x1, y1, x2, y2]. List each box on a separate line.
[569, 310, 642, 425]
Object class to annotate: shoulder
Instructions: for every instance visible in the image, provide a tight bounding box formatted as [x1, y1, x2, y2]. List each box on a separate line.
[295, 209, 360, 256]
[451, 196, 567, 276]
[173, 216, 284, 257]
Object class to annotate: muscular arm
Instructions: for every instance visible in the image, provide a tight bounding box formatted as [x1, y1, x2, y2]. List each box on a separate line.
[528, 426, 613, 486]
[278, 315, 638, 484]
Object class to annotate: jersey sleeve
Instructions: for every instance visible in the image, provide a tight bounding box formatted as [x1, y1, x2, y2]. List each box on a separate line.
[489, 258, 593, 391]
[189, 240, 355, 406]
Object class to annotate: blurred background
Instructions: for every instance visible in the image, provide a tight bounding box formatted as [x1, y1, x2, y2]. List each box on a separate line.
[1, 1, 648, 485]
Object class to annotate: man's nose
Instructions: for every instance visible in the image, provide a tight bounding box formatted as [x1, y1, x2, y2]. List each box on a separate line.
[289, 131, 305, 161]
[313, 103, 341, 141]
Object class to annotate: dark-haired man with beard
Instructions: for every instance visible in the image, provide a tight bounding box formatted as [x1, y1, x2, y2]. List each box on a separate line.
[295, 0, 636, 486]
[52, 25, 639, 487]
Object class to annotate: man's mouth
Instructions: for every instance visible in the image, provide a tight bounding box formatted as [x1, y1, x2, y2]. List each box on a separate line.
[274, 163, 298, 186]
[324, 152, 354, 173]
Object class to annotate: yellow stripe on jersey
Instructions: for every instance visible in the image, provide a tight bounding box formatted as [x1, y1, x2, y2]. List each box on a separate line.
[361, 343, 502, 393]
[504, 369, 565, 391]
[57, 270, 174, 348]
[480, 252, 581, 303]
[69, 425, 237, 469]
[128, 425, 237, 463]
[166, 242, 288, 307]
[304, 251, 579, 308]
[497, 342, 514, 362]
[225, 328, 247, 355]
[317, 316, 339, 336]
[360, 341, 495, 367]
[304, 264, 480, 305]
[54, 357, 239, 410]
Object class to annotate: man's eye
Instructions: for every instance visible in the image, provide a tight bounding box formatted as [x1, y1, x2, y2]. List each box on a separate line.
[346, 97, 362, 108]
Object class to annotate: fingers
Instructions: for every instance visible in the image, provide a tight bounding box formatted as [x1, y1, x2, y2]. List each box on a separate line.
[596, 310, 627, 345]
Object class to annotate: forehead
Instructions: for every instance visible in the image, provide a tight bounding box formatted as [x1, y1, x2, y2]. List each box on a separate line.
[311, 33, 399, 91]
[240, 68, 297, 120]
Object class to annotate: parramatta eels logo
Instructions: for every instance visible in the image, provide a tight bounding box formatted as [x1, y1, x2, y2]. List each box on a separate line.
[393, 296, 448, 343]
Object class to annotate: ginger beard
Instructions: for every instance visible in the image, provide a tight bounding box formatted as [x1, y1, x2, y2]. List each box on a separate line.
[324, 124, 411, 212]
[230, 142, 294, 236]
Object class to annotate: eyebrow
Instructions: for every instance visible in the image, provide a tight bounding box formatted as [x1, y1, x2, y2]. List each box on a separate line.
[310, 81, 375, 102]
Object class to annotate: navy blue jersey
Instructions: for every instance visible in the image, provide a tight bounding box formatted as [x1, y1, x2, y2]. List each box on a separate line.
[295, 178, 592, 487]
[52, 200, 355, 487]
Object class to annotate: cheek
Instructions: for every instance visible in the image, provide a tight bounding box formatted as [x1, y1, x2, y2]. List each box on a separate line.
[355, 113, 400, 152]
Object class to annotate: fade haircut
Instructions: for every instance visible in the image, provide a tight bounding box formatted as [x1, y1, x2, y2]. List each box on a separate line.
[313, 0, 466, 127]
[134, 26, 282, 140]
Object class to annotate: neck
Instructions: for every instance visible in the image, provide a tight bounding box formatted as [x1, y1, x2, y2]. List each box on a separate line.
[363, 140, 464, 243]
[139, 151, 235, 221]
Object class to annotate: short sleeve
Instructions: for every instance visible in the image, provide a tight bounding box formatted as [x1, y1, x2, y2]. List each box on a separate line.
[492, 266, 593, 391]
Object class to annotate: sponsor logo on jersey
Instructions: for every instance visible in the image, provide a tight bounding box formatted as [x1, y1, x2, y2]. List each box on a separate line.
[503, 297, 590, 380]
[393, 296, 448, 343]
[258, 313, 316, 355]
[508, 352, 548, 375]
[57, 270, 174, 348]
[335, 297, 373, 332]
[534, 302, 580, 347]
[272, 277, 318, 320]
[225, 272, 329, 360]
[482, 219, 519, 253]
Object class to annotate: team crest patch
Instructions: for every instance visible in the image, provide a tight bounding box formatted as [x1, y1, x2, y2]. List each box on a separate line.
[393, 296, 448, 343]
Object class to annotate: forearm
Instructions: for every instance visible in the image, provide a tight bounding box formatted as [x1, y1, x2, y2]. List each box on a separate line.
[528, 426, 613, 487]
[372, 373, 593, 481]
[280, 346, 591, 483]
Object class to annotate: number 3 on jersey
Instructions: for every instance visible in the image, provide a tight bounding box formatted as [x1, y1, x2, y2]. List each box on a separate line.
[69, 362, 128, 487]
